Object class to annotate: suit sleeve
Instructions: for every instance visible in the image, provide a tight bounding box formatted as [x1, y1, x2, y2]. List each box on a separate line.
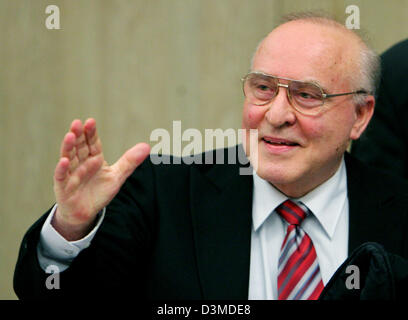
[13, 158, 157, 300]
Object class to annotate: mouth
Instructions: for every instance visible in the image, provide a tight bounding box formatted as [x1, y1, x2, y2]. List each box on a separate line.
[261, 136, 300, 154]
[262, 137, 300, 147]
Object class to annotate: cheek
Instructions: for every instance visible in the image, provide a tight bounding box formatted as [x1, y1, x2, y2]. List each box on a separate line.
[242, 104, 265, 129]
[299, 119, 344, 156]
[300, 116, 351, 154]
[298, 119, 322, 140]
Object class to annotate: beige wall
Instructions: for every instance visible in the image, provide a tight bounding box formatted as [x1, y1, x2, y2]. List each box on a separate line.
[1, 0, 407, 299]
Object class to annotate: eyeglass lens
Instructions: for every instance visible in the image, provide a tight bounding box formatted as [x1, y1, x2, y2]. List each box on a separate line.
[244, 74, 324, 111]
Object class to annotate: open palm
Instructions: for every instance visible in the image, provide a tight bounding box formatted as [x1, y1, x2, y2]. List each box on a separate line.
[52, 118, 150, 240]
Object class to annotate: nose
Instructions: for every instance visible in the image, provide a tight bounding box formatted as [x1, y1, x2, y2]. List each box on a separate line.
[264, 84, 297, 127]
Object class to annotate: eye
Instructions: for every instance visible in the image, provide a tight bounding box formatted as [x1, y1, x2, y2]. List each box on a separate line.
[250, 79, 273, 91]
[244, 74, 278, 104]
[252, 80, 276, 93]
[253, 82, 276, 100]
[290, 81, 323, 108]
[257, 84, 270, 91]
[298, 91, 318, 100]
[292, 84, 322, 102]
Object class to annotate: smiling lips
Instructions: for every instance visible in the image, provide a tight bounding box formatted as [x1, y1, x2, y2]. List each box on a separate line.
[262, 136, 300, 153]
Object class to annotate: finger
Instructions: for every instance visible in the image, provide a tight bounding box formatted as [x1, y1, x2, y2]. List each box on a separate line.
[61, 154, 104, 197]
[60, 132, 76, 160]
[112, 143, 150, 185]
[73, 154, 104, 185]
[54, 157, 70, 184]
[70, 119, 84, 137]
[59, 132, 79, 172]
[59, 119, 82, 160]
[84, 118, 103, 156]
[75, 132, 89, 163]
[70, 120, 91, 163]
[69, 156, 80, 173]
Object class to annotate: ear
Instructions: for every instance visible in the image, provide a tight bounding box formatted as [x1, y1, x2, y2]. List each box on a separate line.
[350, 95, 375, 140]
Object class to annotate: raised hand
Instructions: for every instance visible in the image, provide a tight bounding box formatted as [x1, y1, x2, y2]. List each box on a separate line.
[52, 118, 150, 240]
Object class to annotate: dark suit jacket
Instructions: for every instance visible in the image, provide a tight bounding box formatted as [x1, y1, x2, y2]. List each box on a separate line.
[13, 146, 408, 300]
[352, 39, 408, 178]
[320, 242, 408, 300]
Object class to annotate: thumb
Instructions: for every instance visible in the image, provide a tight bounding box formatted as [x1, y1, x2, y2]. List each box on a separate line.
[113, 142, 151, 183]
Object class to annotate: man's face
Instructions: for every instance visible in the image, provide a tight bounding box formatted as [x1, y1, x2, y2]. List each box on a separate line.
[242, 21, 373, 197]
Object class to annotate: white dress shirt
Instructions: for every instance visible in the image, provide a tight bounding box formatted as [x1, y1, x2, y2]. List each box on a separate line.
[248, 157, 349, 299]
[37, 206, 105, 272]
[38, 158, 349, 299]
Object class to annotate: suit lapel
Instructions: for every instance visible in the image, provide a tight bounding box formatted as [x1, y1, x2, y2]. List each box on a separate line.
[190, 152, 253, 299]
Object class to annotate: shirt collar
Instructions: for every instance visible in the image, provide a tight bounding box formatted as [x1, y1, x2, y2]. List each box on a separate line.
[252, 157, 347, 239]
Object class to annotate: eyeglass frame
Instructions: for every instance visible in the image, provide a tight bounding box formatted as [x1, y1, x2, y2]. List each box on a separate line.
[241, 71, 370, 116]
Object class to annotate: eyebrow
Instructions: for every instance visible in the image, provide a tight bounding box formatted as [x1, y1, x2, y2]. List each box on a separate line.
[252, 71, 332, 94]
[302, 78, 331, 94]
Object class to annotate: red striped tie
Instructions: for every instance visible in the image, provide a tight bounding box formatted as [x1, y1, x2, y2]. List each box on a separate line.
[276, 200, 324, 300]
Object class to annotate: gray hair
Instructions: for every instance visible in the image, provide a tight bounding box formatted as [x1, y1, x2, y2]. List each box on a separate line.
[251, 11, 381, 106]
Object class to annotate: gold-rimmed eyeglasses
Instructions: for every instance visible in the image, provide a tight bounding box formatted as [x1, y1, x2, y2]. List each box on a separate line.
[241, 71, 370, 116]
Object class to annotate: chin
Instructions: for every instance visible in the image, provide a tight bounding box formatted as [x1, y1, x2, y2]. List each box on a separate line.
[255, 164, 298, 186]
[256, 165, 310, 198]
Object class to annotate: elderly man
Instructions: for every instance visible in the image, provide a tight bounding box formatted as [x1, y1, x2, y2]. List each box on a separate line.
[14, 13, 408, 300]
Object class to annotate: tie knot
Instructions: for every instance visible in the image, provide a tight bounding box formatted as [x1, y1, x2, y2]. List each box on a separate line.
[276, 199, 307, 226]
